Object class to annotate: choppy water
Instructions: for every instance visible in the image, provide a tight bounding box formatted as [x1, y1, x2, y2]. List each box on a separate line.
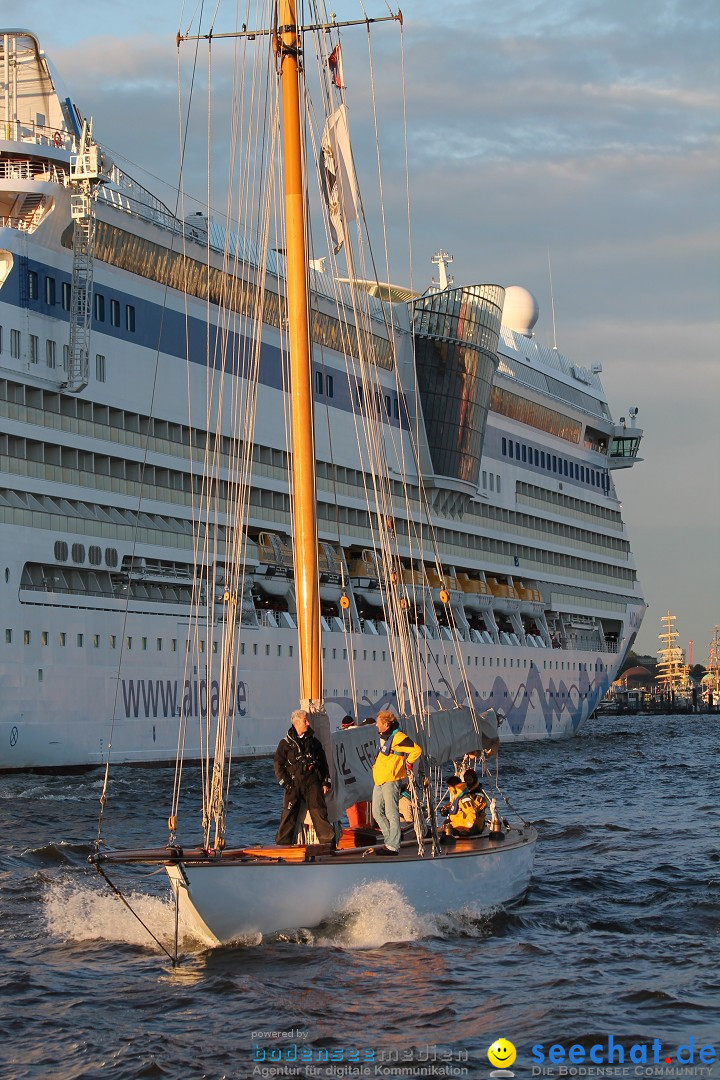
[1, 714, 717, 1080]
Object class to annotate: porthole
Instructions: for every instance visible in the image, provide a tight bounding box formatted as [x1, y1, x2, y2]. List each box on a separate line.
[54, 541, 68, 562]
[71, 543, 85, 563]
[88, 545, 102, 566]
[105, 548, 118, 568]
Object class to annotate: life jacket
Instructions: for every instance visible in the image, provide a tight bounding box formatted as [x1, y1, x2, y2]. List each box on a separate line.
[447, 784, 481, 833]
[372, 726, 422, 785]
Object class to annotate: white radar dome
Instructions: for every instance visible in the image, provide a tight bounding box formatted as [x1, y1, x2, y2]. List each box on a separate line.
[501, 286, 539, 337]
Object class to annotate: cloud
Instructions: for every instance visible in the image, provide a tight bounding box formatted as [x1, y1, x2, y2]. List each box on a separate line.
[28, 0, 720, 656]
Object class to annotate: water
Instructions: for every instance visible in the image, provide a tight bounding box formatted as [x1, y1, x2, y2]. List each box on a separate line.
[1, 714, 717, 1079]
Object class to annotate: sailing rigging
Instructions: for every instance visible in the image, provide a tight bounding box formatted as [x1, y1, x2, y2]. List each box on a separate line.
[88, 1, 537, 946]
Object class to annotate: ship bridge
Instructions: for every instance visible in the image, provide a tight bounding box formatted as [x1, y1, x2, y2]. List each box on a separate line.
[607, 409, 643, 469]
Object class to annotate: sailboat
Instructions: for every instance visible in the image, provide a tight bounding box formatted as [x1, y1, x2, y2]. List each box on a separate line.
[90, 2, 536, 946]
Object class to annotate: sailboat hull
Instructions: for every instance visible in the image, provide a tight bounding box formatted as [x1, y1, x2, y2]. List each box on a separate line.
[165, 827, 536, 944]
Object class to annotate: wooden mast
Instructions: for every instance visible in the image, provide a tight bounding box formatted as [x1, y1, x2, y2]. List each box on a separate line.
[278, 1, 322, 707]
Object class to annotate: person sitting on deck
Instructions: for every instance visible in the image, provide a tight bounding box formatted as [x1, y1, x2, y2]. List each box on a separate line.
[462, 768, 488, 832]
[440, 775, 481, 838]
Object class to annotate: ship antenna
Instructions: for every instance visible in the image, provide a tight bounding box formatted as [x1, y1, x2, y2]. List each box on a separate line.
[431, 250, 453, 291]
[547, 246, 558, 351]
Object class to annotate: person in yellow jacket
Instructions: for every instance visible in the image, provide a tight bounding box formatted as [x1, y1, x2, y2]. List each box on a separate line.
[370, 710, 422, 855]
[440, 775, 482, 837]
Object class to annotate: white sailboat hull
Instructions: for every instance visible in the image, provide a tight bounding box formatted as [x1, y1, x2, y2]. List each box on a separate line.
[165, 827, 536, 944]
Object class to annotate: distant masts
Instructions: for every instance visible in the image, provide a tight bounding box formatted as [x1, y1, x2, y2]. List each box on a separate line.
[656, 611, 688, 692]
[430, 250, 453, 292]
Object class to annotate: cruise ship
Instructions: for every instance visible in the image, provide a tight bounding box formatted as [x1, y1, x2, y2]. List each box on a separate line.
[0, 30, 645, 770]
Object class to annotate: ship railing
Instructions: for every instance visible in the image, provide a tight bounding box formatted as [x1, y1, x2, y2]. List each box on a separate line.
[0, 158, 67, 183]
[0, 119, 75, 151]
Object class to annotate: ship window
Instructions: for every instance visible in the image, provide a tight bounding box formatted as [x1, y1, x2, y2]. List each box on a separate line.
[489, 473, 494, 491]
[142, 637, 147, 651]
[93, 635, 100, 648]
[54, 541, 68, 561]
[126, 304, 136, 332]
[110, 299, 120, 327]
[521, 445, 527, 462]
[482, 470, 487, 488]
[110, 635, 116, 649]
[496, 475, 501, 493]
[59, 632, 66, 646]
[45, 277, 56, 305]
[540, 451, 545, 468]
[157, 638, 162, 651]
[96, 354, 106, 382]
[515, 442, 520, 458]
[62, 282, 71, 310]
[71, 544, 85, 562]
[393, 396, 399, 419]
[508, 442, 513, 459]
[289, 645, 293, 657]
[10, 330, 20, 358]
[253, 643, 258, 655]
[574, 463, 579, 479]
[5, 630, 11, 644]
[62, 344, 69, 370]
[46, 340, 56, 368]
[94, 294, 105, 322]
[327, 374, 334, 398]
[563, 459, 569, 476]
[30, 335, 39, 363]
[534, 449, 539, 465]
[552, 455, 557, 471]
[126, 637, 132, 650]
[88, 546, 101, 565]
[315, 370, 323, 394]
[28, 270, 38, 299]
[171, 638, 177, 652]
[105, 548, 118, 567]
[77, 634, 84, 647]
[41, 631, 48, 645]
[502, 438, 507, 454]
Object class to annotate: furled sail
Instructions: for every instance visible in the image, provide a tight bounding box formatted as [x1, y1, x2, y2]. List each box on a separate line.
[327, 707, 500, 815]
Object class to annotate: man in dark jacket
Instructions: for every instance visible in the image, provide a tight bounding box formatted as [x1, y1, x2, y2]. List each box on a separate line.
[273, 709, 335, 846]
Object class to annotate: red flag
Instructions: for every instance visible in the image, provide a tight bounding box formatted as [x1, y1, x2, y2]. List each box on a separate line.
[327, 44, 345, 89]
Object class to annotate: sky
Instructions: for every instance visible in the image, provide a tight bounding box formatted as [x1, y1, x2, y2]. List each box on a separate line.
[20, 0, 720, 660]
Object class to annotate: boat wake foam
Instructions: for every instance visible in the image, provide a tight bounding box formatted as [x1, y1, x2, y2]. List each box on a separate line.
[314, 880, 435, 949]
[43, 876, 201, 952]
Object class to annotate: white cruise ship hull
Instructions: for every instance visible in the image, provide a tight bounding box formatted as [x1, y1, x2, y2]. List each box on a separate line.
[0, 30, 646, 771]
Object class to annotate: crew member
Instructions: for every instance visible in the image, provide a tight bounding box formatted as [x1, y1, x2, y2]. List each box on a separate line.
[462, 768, 488, 832]
[370, 710, 422, 855]
[440, 775, 481, 837]
[274, 709, 335, 847]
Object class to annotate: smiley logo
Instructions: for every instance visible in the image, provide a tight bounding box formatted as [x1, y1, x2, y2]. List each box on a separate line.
[488, 1039, 516, 1069]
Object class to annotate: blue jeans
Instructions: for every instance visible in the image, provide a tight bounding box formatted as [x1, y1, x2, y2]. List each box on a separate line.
[372, 780, 401, 851]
